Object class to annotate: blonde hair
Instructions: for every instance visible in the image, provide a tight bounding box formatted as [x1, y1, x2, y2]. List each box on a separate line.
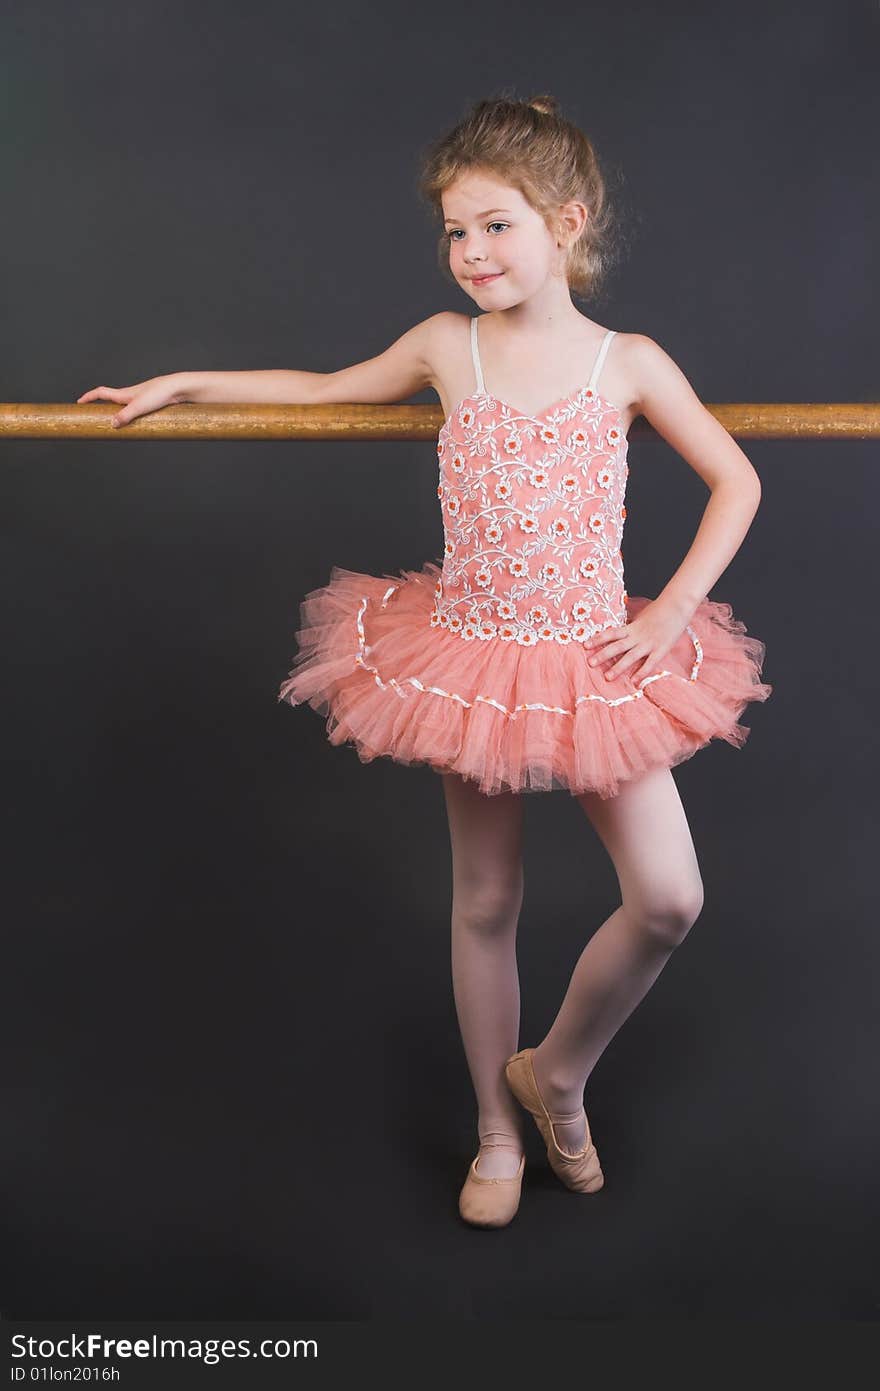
[417, 90, 622, 303]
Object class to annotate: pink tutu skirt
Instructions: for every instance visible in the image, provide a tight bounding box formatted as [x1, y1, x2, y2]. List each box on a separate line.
[276, 560, 772, 798]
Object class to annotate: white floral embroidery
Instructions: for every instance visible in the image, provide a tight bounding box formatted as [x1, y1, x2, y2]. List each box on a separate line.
[434, 389, 631, 644]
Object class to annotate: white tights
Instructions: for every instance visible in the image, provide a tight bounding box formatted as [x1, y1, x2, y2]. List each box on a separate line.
[441, 764, 705, 1178]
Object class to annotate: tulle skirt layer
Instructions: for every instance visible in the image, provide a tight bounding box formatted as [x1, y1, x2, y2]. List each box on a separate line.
[276, 560, 772, 798]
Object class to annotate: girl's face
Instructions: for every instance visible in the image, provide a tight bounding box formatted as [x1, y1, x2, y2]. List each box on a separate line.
[442, 169, 564, 306]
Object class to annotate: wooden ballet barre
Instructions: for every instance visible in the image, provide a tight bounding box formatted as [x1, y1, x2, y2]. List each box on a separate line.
[0, 402, 878, 441]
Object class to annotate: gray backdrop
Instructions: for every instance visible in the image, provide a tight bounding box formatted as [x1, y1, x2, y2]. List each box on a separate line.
[3, 0, 878, 1321]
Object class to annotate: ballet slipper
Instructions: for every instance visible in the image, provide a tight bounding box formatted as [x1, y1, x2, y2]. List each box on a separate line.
[458, 1141, 525, 1228]
[504, 1048, 604, 1194]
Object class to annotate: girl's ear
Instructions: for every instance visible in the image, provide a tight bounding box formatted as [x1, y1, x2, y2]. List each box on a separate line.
[558, 200, 588, 245]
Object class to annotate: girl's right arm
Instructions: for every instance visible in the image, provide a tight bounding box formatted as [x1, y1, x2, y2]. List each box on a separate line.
[76, 313, 448, 428]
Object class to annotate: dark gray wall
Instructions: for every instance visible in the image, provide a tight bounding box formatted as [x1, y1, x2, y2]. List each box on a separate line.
[3, 0, 878, 1321]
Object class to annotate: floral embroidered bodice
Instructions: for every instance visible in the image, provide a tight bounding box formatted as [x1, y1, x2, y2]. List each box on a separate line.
[432, 317, 629, 646]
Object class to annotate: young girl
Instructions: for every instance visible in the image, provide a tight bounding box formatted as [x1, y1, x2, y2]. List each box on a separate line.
[78, 93, 773, 1230]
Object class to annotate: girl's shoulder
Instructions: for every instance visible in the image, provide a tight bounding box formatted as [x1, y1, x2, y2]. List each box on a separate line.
[597, 331, 695, 425]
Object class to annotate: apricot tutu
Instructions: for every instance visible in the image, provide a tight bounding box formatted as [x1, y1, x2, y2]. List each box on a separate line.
[277, 320, 772, 798]
[276, 559, 771, 799]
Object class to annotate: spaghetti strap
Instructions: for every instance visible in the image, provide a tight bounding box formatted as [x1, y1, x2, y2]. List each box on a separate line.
[587, 329, 616, 393]
[470, 316, 486, 395]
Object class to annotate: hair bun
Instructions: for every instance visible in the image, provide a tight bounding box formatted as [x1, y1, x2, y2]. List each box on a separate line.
[527, 94, 560, 117]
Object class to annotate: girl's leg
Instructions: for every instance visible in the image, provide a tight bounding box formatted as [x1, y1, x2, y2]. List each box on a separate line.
[531, 765, 705, 1154]
[441, 771, 526, 1179]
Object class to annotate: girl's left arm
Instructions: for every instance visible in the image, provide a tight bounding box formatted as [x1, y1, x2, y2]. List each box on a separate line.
[586, 334, 764, 682]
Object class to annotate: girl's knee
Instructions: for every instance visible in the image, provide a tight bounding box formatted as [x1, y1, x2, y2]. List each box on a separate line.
[452, 875, 524, 934]
[631, 878, 704, 947]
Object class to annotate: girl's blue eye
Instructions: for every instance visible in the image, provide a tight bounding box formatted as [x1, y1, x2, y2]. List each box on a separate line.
[448, 222, 509, 241]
